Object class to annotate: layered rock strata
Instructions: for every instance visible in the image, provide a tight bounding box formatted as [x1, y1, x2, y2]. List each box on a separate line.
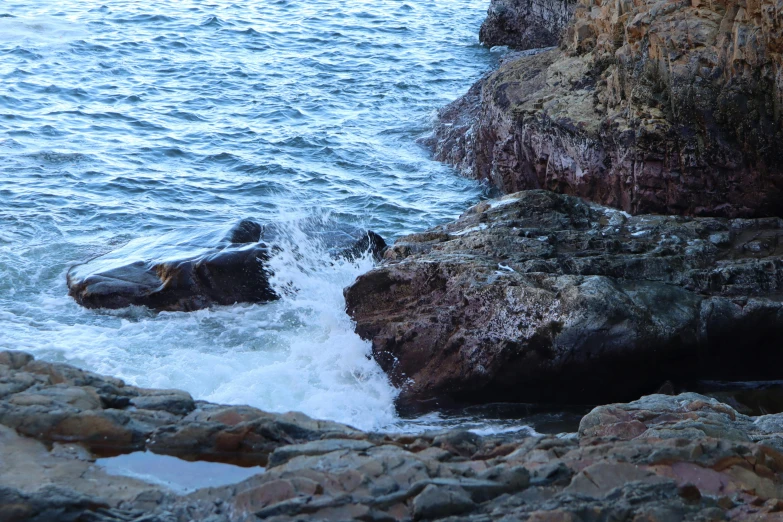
[6, 352, 783, 520]
[479, 0, 575, 49]
[432, 0, 783, 217]
[346, 190, 783, 406]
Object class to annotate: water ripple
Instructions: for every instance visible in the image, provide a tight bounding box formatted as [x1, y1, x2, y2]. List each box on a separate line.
[0, 0, 501, 431]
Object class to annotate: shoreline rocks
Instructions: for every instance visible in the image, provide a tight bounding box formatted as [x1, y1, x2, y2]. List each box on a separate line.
[345, 190, 783, 407]
[430, 0, 783, 218]
[6, 351, 783, 520]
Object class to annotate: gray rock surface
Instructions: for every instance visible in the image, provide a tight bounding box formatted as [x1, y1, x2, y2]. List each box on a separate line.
[345, 190, 783, 406]
[479, 0, 575, 49]
[0, 351, 361, 464]
[5, 352, 783, 520]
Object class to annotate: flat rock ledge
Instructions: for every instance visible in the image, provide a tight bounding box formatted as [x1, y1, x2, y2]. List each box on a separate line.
[6, 352, 783, 521]
[345, 190, 783, 407]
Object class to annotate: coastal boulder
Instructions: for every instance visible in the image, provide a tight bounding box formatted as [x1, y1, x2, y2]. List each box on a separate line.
[68, 220, 385, 312]
[432, 0, 783, 218]
[345, 190, 783, 406]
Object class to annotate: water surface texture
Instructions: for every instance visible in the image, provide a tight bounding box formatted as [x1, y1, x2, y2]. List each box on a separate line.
[0, 0, 502, 431]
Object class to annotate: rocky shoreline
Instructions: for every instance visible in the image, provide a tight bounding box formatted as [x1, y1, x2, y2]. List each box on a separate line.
[6, 351, 783, 521]
[11, 0, 783, 520]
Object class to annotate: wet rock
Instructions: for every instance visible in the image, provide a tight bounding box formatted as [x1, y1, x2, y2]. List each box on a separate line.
[67, 219, 386, 312]
[337, 230, 388, 262]
[695, 381, 783, 416]
[67, 242, 276, 312]
[223, 218, 263, 244]
[0, 351, 363, 464]
[345, 190, 783, 406]
[480, 0, 575, 49]
[6, 352, 783, 520]
[433, 0, 783, 218]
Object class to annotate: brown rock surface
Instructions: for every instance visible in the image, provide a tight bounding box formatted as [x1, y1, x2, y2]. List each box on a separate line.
[345, 190, 783, 406]
[479, 0, 575, 49]
[66, 219, 386, 312]
[431, 0, 783, 217]
[0, 351, 361, 465]
[66, 219, 277, 312]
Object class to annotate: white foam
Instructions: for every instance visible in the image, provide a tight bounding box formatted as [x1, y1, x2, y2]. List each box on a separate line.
[5, 213, 399, 432]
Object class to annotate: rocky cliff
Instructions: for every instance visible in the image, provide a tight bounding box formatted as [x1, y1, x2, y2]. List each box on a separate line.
[479, 0, 575, 49]
[431, 0, 783, 217]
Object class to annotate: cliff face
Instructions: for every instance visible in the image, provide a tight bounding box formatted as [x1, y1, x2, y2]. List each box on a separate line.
[479, 0, 575, 49]
[434, 0, 783, 217]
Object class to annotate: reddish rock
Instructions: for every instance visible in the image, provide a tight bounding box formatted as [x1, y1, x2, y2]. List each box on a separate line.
[431, 0, 783, 218]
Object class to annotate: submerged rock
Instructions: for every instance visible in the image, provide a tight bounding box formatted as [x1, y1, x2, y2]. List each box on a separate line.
[67, 219, 386, 312]
[433, 0, 783, 218]
[5, 352, 783, 520]
[345, 190, 783, 407]
[479, 0, 575, 49]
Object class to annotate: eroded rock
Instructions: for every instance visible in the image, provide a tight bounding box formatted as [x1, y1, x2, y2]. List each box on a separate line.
[5, 353, 783, 520]
[480, 0, 575, 49]
[0, 351, 361, 464]
[345, 190, 783, 406]
[433, 0, 783, 218]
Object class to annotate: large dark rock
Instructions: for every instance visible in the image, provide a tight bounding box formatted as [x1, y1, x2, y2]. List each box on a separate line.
[67, 219, 275, 312]
[479, 0, 575, 49]
[67, 220, 385, 312]
[345, 190, 783, 407]
[432, 0, 783, 218]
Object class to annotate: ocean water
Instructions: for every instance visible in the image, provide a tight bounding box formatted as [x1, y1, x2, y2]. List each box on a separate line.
[0, 0, 531, 432]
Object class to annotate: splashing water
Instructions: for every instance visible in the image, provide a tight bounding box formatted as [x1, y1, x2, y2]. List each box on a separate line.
[0, 0, 544, 432]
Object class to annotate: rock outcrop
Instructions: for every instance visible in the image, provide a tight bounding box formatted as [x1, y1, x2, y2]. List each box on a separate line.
[6, 352, 783, 520]
[479, 0, 575, 49]
[67, 220, 385, 312]
[0, 350, 361, 466]
[345, 190, 783, 407]
[432, 0, 783, 218]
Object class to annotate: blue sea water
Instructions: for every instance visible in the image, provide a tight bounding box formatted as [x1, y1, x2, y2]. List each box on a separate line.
[0, 0, 523, 432]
